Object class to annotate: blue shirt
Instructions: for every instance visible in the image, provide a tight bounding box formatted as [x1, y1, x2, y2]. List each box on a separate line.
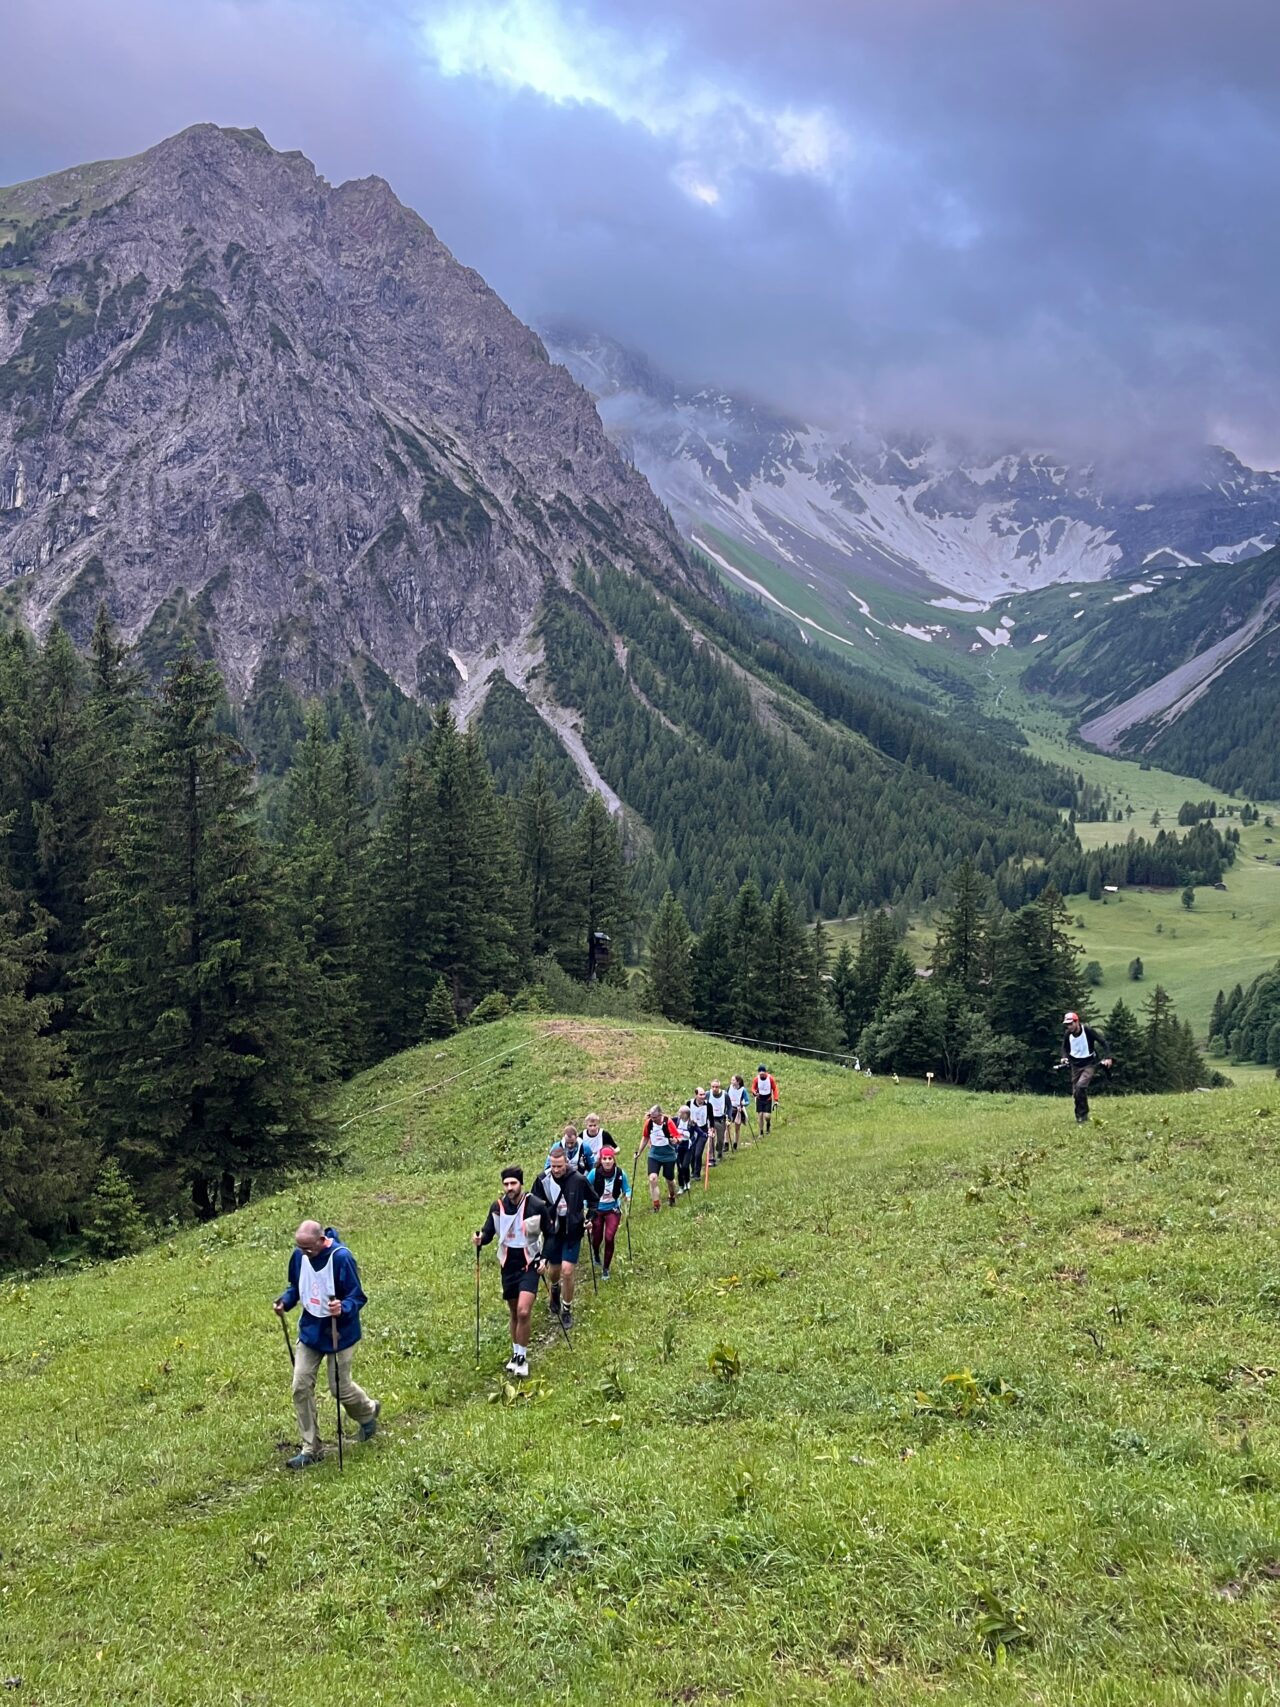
[276, 1228, 367, 1352]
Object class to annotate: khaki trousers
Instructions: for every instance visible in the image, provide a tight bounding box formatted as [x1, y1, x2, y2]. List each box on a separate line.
[292, 1342, 377, 1458]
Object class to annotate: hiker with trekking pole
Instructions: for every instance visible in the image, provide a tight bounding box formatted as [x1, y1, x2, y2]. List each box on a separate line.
[530, 1144, 599, 1332]
[1058, 1011, 1112, 1125]
[752, 1064, 779, 1137]
[689, 1088, 712, 1177]
[674, 1104, 694, 1195]
[474, 1165, 548, 1379]
[274, 1221, 379, 1471]
[586, 1146, 631, 1280]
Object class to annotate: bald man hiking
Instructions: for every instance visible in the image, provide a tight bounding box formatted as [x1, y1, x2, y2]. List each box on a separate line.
[274, 1221, 380, 1470]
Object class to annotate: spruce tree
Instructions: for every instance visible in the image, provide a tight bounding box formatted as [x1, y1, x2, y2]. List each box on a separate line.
[0, 624, 117, 1025]
[518, 759, 575, 963]
[1103, 998, 1143, 1091]
[931, 860, 989, 998]
[830, 942, 858, 1047]
[364, 745, 443, 1056]
[426, 710, 518, 1010]
[646, 890, 693, 1023]
[989, 886, 1083, 1090]
[762, 882, 810, 1046]
[422, 975, 458, 1040]
[279, 705, 365, 1077]
[0, 873, 94, 1263]
[727, 878, 774, 1040]
[569, 791, 630, 981]
[78, 647, 323, 1221]
[691, 886, 734, 1035]
[1141, 984, 1180, 1091]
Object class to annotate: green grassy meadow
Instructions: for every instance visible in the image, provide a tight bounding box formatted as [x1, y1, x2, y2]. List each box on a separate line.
[4, 1016, 1280, 1704]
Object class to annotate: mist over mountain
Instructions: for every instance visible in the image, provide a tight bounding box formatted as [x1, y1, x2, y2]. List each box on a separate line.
[545, 324, 1280, 609]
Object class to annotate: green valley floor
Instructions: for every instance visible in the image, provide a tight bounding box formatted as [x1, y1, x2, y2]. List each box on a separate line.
[2, 1016, 1279, 1704]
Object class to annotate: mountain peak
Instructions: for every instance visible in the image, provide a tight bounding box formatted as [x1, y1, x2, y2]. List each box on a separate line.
[0, 133, 696, 701]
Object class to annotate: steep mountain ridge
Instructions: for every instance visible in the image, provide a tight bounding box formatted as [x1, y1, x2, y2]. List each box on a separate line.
[0, 126, 699, 699]
[996, 549, 1280, 797]
[546, 324, 1280, 608]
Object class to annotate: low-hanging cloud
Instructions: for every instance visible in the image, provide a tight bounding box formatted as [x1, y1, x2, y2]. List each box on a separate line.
[2, 0, 1278, 468]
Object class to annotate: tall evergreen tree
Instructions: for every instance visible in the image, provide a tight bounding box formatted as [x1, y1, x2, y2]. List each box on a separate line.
[762, 881, 811, 1045]
[646, 889, 693, 1023]
[691, 886, 734, 1035]
[930, 859, 989, 999]
[364, 744, 443, 1056]
[569, 791, 629, 981]
[727, 878, 774, 1040]
[1103, 998, 1144, 1091]
[428, 710, 519, 1010]
[989, 886, 1083, 1090]
[279, 704, 366, 1077]
[78, 647, 322, 1221]
[0, 869, 94, 1263]
[0, 624, 116, 1025]
[1141, 984, 1182, 1091]
[517, 759, 575, 963]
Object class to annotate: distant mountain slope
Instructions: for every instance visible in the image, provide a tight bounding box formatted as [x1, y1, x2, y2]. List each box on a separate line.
[0, 126, 700, 700]
[1000, 549, 1280, 797]
[545, 324, 1280, 608]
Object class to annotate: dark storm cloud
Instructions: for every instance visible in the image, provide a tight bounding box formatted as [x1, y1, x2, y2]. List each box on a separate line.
[3, 0, 1278, 465]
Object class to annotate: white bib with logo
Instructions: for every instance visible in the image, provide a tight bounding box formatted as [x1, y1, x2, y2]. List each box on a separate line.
[299, 1249, 336, 1317]
[1069, 1030, 1091, 1059]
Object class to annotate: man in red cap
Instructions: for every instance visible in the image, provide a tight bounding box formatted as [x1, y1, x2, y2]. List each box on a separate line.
[1060, 1011, 1112, 1124]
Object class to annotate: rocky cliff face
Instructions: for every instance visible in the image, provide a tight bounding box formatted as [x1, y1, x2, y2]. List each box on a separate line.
[0, 126, 698, 699]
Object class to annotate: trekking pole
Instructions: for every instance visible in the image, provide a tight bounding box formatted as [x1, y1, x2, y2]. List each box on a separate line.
[329, 1314, 345, 1473]
[278, 1311, 295, 1368]
[586, 1222, 599, 1295]
[474, 1244, 482, 1364]
[624, 1198, 633, 1263]
[702, 1130, 712, 1193]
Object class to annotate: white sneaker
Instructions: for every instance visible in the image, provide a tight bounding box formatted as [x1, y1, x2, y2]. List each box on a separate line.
[504, 1354, 526, 1376]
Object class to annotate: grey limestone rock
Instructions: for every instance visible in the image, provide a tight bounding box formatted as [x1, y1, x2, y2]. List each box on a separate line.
[0, 125, 699, 699]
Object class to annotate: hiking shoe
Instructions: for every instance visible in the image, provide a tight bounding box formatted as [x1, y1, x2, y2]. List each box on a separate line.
[285, 1451, 320, 1471]
[358, 1401, 380, 1443]
[601, 1268, 610, 1281]
[504, 1353, 528, 1377]
[561, 1307, 574, 1331]
[549, 1287, 561, 1315]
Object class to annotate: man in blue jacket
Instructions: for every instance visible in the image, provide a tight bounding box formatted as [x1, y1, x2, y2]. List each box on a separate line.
[274, 1221, 380, 1470]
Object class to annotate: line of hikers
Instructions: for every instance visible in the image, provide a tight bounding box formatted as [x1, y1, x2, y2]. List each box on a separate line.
[273, 1067, 780, 1463]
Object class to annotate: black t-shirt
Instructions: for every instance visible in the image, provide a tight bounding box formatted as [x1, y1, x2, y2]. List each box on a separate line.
[530, 1170, 599, 1240]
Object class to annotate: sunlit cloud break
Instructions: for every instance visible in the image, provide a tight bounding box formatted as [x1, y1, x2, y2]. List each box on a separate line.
[418, 0, 849, 204]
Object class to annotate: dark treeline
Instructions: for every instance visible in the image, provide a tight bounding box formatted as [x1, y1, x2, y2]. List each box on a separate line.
[0, 617, 630, 1263]
[0, 595, 1235, 1265]
[646, 862, 1213, 1097]
[1209, 966, 1280, 1073]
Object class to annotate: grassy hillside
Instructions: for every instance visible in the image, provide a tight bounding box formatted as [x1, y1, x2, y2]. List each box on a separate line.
[4, 1017, 1280, 1703]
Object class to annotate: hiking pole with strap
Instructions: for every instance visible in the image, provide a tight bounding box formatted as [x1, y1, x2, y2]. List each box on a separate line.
[474, 1243, 482, 1364]
[329, 1314, 345, 1473]
[623, 1195, 633, 1263]
[279, 1311, 295, 1368]
[586, 1219, 599, 1294]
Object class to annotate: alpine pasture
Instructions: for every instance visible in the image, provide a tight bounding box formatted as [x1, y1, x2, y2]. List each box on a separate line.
[3, 1016, 1279, 1704]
